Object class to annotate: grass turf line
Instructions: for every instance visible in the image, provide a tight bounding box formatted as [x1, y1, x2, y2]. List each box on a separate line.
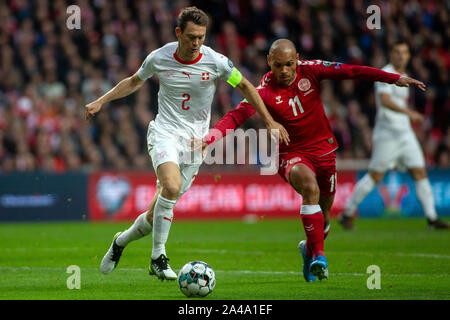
[0, 218, 448, 300]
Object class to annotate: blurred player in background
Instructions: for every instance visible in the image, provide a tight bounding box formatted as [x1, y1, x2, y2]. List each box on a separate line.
[339, 42, 449, 230]
[202, 39, 426, 282]
[85, 7, 289, 280]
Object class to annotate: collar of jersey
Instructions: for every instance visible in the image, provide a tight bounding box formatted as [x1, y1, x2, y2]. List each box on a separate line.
[274, 73, 298, 92]
[173, 51, 203, 65]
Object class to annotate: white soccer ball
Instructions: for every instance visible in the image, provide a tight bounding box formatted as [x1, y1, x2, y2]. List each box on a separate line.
[177, 261, 216, 298]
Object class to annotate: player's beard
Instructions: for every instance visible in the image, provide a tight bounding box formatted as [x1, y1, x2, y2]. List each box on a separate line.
[278, 74, 295, 87]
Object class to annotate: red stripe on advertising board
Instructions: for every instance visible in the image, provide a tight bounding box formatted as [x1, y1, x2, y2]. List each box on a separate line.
[87, 171, 356, 221]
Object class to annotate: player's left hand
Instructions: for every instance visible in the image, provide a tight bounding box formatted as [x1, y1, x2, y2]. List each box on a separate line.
[266, 120, 290, 145]
[395, 76, 426, 91]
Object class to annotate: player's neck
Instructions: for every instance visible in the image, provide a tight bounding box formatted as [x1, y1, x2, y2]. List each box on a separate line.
[392, 64, 405, 75]
[175, 47, 200, 63]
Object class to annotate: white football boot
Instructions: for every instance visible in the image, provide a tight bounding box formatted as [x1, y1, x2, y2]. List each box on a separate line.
[100, 232, 124, 274]
[149, 254, 177, 281]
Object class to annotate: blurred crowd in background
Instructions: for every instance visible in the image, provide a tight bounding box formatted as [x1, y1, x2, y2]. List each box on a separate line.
[0, 0, 449, 173]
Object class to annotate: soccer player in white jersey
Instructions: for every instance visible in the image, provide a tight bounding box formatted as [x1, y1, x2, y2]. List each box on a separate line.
[85, 7, 290, 280]
[339, 41, 449, 230]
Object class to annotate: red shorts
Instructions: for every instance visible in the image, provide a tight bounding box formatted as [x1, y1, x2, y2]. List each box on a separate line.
[278, 151, 337, 196]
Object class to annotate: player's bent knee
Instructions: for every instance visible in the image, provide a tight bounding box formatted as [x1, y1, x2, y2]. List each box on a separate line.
[161, 181, 182, 199]
[299, 181, 320, 203]
[303, 182, 320, 195]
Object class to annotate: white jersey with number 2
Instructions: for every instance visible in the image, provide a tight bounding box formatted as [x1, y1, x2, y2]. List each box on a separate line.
[137, 42, 242, 139]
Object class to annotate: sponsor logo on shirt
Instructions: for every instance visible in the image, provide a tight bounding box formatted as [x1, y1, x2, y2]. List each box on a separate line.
[281, 157, 302, 168]
[275, 96, 283, 104]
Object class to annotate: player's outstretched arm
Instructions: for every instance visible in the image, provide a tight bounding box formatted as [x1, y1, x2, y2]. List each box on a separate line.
[236, 77, 290, 145]
[84, 72, 145, 121]
[316, 62, 401, 84]
[394, 76, 426, 91]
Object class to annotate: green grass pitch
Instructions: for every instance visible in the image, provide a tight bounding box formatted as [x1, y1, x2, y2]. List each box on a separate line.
[0, 217, 449, 300]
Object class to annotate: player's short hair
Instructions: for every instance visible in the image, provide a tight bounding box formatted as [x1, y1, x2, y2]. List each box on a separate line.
[390, 40, 410, 52]
[177, 6, 209, 32]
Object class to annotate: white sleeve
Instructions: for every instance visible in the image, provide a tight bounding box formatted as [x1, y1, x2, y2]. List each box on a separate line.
[376, 80, 393, 96]
[214, 52, 236, 82]
[137, 51, 157, 80]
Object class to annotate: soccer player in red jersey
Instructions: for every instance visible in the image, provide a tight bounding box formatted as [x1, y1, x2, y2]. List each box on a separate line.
[202, 39, 426, 282]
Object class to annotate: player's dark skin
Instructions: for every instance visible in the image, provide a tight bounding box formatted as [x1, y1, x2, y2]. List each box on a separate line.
[263, 40, 425, 228]
[268, 40, 333, 227]
[197, 40, 334, 227]
[199, 40, 425, 228]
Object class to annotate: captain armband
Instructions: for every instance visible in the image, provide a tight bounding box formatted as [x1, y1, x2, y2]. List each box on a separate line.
[226, 67, 243, 87]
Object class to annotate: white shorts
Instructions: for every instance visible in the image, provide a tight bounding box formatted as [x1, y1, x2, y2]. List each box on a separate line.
[147, 121, 203, 198]
[368, 128, 425, 172]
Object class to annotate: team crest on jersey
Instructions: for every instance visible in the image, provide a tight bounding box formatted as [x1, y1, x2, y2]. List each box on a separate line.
[200, 72, 211, 86]
[298, 78, 311, 91]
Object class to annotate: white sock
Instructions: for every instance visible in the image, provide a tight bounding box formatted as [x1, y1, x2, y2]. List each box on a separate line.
[152, 195, 177, 260]
[414, 178, 438, 221]
[343, 173, 376, 217]
[116, 212, 152, 247]
[301, 204, 322, 215]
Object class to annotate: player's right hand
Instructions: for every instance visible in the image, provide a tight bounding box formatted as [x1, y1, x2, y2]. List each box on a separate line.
[266, 120, 290, 146]
[85, 100, 103, 121]
[190, 138, 209, 158]
[395, 76, 426, 91]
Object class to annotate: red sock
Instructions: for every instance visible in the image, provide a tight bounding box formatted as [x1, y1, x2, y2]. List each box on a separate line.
[324, 222, 330, 240]
[301, 208, 325, 258]
[305, 240, 313, 257]
[307, 222, 329, 256]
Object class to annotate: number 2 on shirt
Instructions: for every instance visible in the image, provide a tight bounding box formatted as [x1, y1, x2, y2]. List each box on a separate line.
[182, 93, 190, 110]
[289, 95, 304, 116]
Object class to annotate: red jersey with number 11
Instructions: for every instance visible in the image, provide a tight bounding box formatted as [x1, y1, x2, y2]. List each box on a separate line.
[206, 60, 400, 156]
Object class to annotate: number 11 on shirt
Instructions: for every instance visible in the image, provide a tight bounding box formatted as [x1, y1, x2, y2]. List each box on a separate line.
[289, 95, 304, 116]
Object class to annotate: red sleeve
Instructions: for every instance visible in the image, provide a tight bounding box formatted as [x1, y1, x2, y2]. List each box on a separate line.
[310, 61, 401, 83]
[203, 101, 256, 145]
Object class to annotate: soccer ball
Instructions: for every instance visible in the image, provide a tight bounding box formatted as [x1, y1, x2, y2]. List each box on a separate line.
[177, 261, 216, 297]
